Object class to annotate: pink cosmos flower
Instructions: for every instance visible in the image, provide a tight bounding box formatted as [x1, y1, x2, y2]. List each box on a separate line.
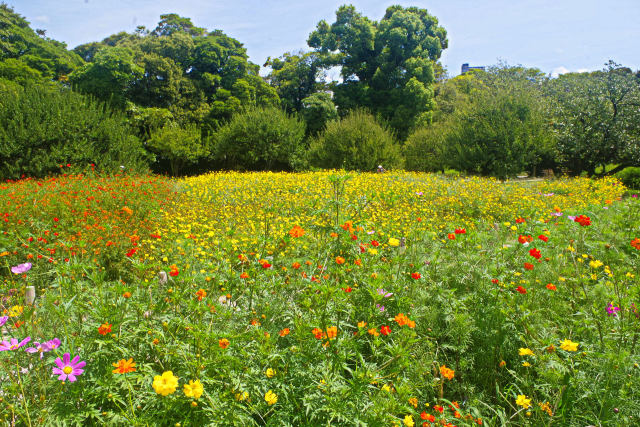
[0, 337, 31, 351]
[11, 262, 32, 274]
[52, 353, 86, 382]
[0, 316, 8, 327]
[26, 338, 61, 359]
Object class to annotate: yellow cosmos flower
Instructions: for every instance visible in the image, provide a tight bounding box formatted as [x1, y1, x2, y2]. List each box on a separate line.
[519, 348, 534, 356]
[560, 339, 579, 351]
[183, 379, 203, 399]
[515, 395, 532, 409]
[265, 390, 278, 405]
[266, 368, 276, 378]
[388, 238, 400, 247]
[403, 415, 414, 427]
[153, 371, 179, 396]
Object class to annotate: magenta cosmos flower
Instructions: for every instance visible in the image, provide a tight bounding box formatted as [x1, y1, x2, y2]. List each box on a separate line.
[52, 353, 86, 382]
[0, 337, 31, 351]
[11, 262, 32, 274]
[0, 316, 8, 327]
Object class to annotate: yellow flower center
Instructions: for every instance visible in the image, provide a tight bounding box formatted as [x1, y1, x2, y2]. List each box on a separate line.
[63, 366, 73, 375]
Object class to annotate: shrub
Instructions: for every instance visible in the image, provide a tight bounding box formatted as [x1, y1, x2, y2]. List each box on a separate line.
[300, 92, 338, 136]
[147, 122, 208, 176]
[616, 167, 640, 190]
[403, 122, 449, 172]
[211, 106, 306, 170]
[0, 84, 149, 179]
[309, 109, 402, 171]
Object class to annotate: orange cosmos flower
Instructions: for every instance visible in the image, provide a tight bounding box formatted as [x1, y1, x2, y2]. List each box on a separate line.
[279, 328, 290, 337]
[326, 326, 337, 340]
[98, 323, 112, 335]
[447, 233, 455, 240]
[196, 289, 207, 301]
[292, 262, 301, 269]
[524, 262, 534, 270]
[169, 265, 179, 277]
[311, 328, 324, 339]
[335, 256, 345, 265]
[394, 313, 409, 326]
[218, 338, 230, 349]
[112, 358, 136, 374]
[631, 238, 640, 250]
[368, 328, 379, 337]
[123, 291, 131, 298]
[240, 272, 249, 279]
[288, 225, 305, 237]
[440, 365, 455, 380]
[380, 325, 391, 335]
[546, 283, 557, 291]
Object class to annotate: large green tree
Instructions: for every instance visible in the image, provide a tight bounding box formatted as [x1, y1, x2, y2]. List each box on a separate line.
[0, 4, 83, 82]
[307, 5, 447, 139]
[546, 61, 640, 176]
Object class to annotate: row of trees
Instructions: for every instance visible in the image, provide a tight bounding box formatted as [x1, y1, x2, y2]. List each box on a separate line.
[1, 3, 639, 179]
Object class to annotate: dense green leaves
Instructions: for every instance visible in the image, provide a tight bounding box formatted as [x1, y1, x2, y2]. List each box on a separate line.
[212, 106, 306, 171]
[309, 109, 402, 171]
[308, 5, 446, 139]
[0, 85, 148, 179]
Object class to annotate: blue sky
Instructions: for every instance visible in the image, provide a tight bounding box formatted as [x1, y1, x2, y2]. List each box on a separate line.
[10, 0, 640, 77]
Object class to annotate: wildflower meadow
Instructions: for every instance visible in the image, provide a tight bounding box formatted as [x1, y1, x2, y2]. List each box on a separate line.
[1, 171, 639, 426]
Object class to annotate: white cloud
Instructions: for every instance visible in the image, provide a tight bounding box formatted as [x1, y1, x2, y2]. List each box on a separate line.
[33, 15, 50, 23]
[576, 68, 590, 73]
[550, 66, 570, 78]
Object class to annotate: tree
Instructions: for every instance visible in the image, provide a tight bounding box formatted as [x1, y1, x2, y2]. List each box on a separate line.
[265, 51, 325, 113]
[309, 109, 402, 171]
[300, 92, 337, 136]
[444, 65, 554, 178]
[308, 5, 447, 139]
[69, 47, 143, 108]
[0, 4, 83, 81]
[547, 61, 640, 175]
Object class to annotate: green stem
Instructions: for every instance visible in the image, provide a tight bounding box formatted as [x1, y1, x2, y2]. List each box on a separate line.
[16, 361, 33, 427]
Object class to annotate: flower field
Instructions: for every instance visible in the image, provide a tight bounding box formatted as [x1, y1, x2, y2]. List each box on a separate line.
[1, 171, 639, 426]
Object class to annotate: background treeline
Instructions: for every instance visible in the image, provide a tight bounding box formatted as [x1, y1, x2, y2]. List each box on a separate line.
[1, 3, 639, 184]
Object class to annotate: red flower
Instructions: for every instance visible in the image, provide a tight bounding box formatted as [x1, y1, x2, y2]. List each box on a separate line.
[491, 278, 499, 284]
[447, 233, 455, 240]
[240, 272, 249, 279]
[411, 272, 421, 279]
[380, 325, 391, 335]
[516, 286, 527, 294]
[528, 248, 541, 259]
[371, 240, 380, 247]
[125, 248, 137, 257]
[546, 283, 556, 291]
[454, 228, 466, 234]
[574, 215, 591, 226]
[421, 412, 435, 422]
[515, 217, 525, 224]
[631, 238, 640, 250]
[169, 265, 179, 277]
[98, 323, 112, 335]
[312, 328, 324, 339]
[343, 286, 352, 293]
[518, 235, 533, 244]
[538, 235, 549, 242]
[434, 405, 444, 413]
[524, 262, 534, 270]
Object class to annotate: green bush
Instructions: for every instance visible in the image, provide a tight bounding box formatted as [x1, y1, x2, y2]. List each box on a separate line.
[403, 122, 449, 172]
[211, 106, 306, 170]
[148, 122, 208, 176]
[0, 84, 149, 179]
[309, 109, 402, 171]
[616, 166, 640, 190]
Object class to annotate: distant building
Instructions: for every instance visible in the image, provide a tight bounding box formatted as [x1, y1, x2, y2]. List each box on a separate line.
[461, 63, 486, 74]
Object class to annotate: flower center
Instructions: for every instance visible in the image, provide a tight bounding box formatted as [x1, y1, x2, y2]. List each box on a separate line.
[9, 344, 18, 350]
[63, 366, 73, 375]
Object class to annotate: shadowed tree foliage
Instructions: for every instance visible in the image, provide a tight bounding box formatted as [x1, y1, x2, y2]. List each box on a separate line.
[265, 51, 325, 113]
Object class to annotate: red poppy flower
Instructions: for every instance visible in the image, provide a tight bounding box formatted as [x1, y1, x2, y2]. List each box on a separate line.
[516, 286, 527, 294]
[524, 262, 534, 270]
[538, 235, 549, 242]
[454, 228, 466, 234]
[411, 272, 421, 279]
